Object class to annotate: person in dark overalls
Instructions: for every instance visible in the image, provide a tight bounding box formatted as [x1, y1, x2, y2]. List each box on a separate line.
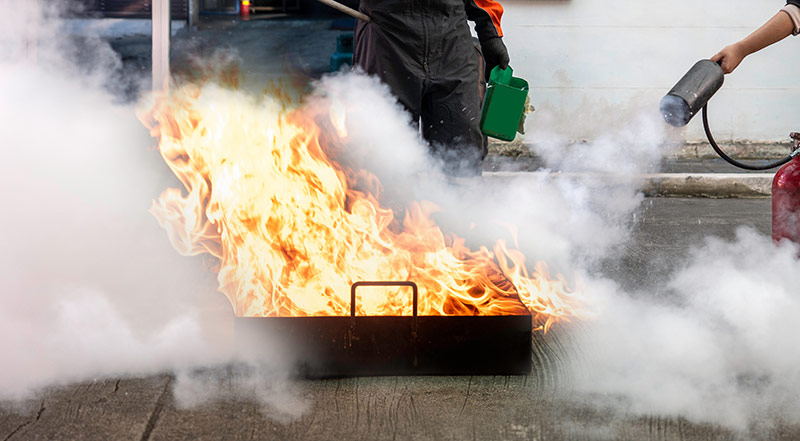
[353, 0, 509, 176]
[712, 2, 799, 73]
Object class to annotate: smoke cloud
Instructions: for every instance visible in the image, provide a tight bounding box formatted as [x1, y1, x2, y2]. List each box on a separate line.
[510, 97, 800, 432]
[318, 53, 800, 431]
[311, 71, 668, 275]
[568, 229, 800, 430]
[4, 0, 799, 434]
[0, 0, 265, 410]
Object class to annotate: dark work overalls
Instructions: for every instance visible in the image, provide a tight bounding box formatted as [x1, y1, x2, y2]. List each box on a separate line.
[353, 0, 503, 176]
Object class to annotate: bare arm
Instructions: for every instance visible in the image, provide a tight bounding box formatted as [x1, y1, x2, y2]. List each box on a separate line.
[711, 11, 794, 74]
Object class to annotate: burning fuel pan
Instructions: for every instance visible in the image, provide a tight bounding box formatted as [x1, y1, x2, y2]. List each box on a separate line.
[235, 281, 533, 377]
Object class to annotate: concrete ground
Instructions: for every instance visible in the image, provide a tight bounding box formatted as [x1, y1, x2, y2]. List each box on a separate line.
[3, 197, 792, 441]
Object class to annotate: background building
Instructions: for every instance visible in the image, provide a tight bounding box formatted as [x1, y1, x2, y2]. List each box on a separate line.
[501, 0, 800, 144]
[76, 0, 800, 145]
[80, 0, 189, 18]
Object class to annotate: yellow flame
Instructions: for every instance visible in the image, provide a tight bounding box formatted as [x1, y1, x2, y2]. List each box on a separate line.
[140, 83, 587, 329]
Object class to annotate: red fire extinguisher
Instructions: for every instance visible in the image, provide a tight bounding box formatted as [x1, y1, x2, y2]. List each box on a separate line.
[241, 0, 251, 19]
[773, 133, 800, 243]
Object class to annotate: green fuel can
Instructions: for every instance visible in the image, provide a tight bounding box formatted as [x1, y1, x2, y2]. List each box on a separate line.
[480, 66, 530, 142]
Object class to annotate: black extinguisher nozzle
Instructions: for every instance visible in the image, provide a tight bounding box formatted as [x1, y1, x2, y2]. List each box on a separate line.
[661, 59, 724, 127]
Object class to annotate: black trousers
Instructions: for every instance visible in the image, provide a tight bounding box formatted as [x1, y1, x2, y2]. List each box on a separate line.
[353, 1, 487, 176]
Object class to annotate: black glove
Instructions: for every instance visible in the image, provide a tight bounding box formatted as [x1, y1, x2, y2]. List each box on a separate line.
[480, 37, 510, 81]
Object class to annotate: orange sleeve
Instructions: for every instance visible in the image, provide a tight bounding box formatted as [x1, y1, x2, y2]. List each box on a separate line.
[465, 0, 504, 40]
[474, 0, 504, 37]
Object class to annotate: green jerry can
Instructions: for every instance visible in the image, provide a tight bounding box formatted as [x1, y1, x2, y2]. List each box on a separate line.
[480, 66, 530, 142]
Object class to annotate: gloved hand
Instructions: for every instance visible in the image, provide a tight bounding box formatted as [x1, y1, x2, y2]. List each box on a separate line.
[480, 36, 510, 81]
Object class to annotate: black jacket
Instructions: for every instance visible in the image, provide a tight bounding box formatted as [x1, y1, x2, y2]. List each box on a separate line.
[357, 0, 504, 42]
[353, 0, 501, 174]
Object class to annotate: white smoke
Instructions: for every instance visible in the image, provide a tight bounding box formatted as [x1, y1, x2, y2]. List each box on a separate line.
[515, 100, 800, 431]
[311, 71, 668, 274]
[569, 229, 800, 430]
[312, 58, 800, 432]
[172, 363, 309, 419]
[0, 0, 279, 410]
[5, 0, 800, 434]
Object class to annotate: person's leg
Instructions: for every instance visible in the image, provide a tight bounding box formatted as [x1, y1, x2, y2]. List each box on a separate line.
[474, 37, 489, 163]
[421, 39, 485, 177]
[353, 14, 424, 123]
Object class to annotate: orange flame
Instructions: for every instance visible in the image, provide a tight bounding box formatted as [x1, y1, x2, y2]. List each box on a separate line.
[140, 82, 585, 328]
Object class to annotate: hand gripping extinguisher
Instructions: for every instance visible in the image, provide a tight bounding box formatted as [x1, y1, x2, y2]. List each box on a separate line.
[661, 60, 800, 244]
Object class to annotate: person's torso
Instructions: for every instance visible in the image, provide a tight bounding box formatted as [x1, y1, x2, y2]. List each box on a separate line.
[357, 0, 471, 47]
[354, 0, 477, 78]
[358, 0, 467, 15]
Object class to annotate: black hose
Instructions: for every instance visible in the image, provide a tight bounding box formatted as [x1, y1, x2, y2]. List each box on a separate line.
[702, 105, 792, 171]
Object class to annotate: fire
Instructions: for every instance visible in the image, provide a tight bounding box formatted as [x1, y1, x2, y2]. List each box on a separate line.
[140, 81, 584, 330]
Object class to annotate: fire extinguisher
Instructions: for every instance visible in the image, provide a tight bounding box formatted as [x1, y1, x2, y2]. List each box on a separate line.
[773, 133, 800, 243]
[660, 60, 800, 244]
[241, 0, 250, 19]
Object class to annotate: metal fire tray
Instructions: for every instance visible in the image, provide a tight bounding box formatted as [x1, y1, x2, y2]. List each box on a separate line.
[235, 281, 532, 377]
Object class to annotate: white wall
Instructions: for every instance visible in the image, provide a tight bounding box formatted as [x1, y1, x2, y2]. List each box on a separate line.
[501, 0, 800, 143]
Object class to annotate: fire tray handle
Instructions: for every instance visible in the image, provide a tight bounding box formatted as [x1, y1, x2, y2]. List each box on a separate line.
[350, 281, 419, 318]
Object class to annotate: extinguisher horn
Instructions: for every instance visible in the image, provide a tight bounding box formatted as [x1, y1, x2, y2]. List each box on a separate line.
[660, 60, 724, 127]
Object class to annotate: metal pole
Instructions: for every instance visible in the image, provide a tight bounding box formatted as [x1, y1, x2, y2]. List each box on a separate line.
[314, 0, 370, 22]
[188, 0, 200, 29]
[152, 0, 171, 91]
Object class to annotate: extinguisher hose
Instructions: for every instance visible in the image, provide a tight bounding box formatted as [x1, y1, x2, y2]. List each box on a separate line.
[702, 105, 795, 171]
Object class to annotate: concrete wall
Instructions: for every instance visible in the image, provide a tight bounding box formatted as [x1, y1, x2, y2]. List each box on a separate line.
[501, 0, 800, 143]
